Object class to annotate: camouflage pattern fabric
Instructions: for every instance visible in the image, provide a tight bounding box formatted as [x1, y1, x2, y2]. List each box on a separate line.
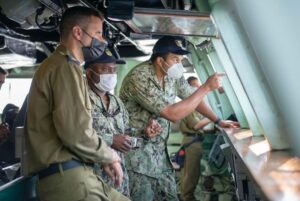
[180, 135, 203, 201]
[89, 88, 130, 198]
[120, 61, 194, 200]
[128, 170, 179, 201]
[194, 134, 236, 201]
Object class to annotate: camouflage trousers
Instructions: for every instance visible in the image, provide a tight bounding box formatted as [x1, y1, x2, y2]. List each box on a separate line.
[128, 170, 179, 201]
[195, 175, 235, 201]
[180, 134, 236, 201]
[195, 134, 236, 201]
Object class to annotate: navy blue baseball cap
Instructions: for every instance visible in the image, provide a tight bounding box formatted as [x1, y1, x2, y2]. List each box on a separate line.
[84, 48, 126, 69]
[152, 36, 190, 55]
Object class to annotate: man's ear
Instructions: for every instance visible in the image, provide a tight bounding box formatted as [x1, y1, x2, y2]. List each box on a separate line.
[157, 57, 164, 67]
[85, 69, 92, 80]
[72, 26, 82, 41]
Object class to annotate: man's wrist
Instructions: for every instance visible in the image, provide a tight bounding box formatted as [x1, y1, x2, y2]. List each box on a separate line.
[214, 118, 221, 125]
[200, 83, 211, 94]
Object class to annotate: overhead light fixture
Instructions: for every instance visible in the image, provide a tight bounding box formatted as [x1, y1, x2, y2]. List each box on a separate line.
[126, 8, 218, 37]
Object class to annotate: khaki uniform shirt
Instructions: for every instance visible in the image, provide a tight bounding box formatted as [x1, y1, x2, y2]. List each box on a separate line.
[120, 61, 194, 178]
[180, 111, 205, 134]
[25, 45, 115, 174]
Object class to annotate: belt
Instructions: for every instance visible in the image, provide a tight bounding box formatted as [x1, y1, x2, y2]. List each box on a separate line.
[38, 159, 93, 180]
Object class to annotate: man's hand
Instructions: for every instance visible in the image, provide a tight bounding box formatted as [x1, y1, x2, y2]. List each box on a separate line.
[204, 73, 226, 91]
[0, 123, 9, 144]
[111, 135, 132, 153]
[218, 120, 240, 128]
[144, 119, 161, 138]
[103, 161, 123, 187]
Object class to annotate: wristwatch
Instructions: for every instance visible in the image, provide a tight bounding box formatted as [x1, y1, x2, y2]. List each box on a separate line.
[214, 118, 221, 125]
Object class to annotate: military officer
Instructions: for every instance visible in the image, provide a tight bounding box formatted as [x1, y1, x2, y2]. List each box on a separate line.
[84, 48, 161, 198]
[26, 7, 129, 201]
[182, 77, 237, 201]
[120, 36, 239, 201]
[179, 76, 211, 201]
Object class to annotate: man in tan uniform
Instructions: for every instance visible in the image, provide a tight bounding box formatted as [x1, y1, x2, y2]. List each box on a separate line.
[180, 77, 211, 201]
[180, 77, 237, 201]
[25, 6, 129, 201]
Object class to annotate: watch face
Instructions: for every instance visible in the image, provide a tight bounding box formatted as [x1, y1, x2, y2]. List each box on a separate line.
[130, 137, 143, 149]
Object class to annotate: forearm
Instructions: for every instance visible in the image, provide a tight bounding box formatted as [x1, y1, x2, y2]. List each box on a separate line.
[193, 118, 211, 130]
[195, 101, 219, 122]
[160, 84, 210, 122]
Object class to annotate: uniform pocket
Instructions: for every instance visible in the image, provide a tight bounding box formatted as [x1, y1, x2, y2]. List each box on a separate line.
[37, 171, 88, 201]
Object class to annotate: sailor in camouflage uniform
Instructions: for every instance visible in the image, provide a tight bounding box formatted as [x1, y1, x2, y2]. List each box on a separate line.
[120, 36, 237, 201]
[85, 48, 161, 198]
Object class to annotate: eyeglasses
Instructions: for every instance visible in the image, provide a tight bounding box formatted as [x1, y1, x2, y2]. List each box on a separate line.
[99, 93, 120, 118]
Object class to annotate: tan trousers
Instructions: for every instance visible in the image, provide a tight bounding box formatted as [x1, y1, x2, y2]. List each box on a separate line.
[180, 135, 203, 201]
[37, 165, 130, 201]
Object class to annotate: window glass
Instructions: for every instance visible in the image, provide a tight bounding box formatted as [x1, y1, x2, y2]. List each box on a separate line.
[0, 78, 31, 114]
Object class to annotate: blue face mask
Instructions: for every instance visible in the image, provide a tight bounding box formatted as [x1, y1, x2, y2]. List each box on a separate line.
[81, 29, 107, 62]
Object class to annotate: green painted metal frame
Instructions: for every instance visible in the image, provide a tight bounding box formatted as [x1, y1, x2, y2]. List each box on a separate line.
[188, 44, 222, 118]
[0, 176, 37, 201]
[232, 1, 300, 156]
[209, 0, 289, 149]
[188, 43, 236, 121]
[206, 45, 249, 129]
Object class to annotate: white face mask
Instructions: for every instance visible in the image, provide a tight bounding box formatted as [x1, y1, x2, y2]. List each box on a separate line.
[95, 74, 117, 92]
[162, 61, 185, 79]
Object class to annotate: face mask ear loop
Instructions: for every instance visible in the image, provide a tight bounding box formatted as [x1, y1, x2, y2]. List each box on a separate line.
[160, 59, 169, 74]
[88, 69, 101, 85]
[81, 28, 93, 39]
[80, 28, 95, 48]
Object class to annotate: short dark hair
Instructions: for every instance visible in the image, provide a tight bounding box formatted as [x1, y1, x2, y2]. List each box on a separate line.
[0, 67, 7, 75]
[150, 53, 169, 63]
[187, 76, 198, 85]
[59, 6, 103, 39]
[2, 104, 19, 130]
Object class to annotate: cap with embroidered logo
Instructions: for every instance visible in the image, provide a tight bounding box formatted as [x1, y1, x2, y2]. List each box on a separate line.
[152, 36, 190, 55]
[84, 48, 126, 69]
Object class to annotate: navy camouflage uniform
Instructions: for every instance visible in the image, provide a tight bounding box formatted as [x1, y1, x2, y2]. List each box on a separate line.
[120, 60, 194, 201]
[89, 88, 131, 198]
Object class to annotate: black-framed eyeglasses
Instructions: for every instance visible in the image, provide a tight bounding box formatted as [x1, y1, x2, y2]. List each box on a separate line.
[99, 93, 120, 118]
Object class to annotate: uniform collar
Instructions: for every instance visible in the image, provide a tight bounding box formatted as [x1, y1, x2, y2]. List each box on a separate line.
[148, 61, 172, 90]
[88, 86, 104, 109]
[56, 45, 81, 65]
